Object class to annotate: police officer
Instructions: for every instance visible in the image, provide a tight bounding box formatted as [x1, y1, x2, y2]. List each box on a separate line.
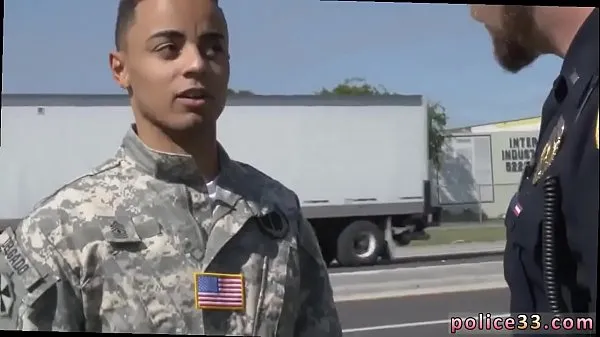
[470, 5, 598, 334]
[0, 0, 342, 335]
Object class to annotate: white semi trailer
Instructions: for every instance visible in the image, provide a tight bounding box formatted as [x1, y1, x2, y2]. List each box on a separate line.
[1, 94, 439, 267]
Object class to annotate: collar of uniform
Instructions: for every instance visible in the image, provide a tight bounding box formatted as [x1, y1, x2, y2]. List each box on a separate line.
[120, 125, 231, 186]
[559, 8, 599, 83]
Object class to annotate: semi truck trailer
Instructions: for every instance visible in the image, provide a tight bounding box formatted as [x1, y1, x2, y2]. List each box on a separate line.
[1, 93, 439, 267]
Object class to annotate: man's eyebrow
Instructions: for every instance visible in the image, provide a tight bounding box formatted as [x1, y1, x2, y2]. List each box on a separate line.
[147, 29, 185, 41]
[147, 29, 225, 41]
[199, 32, 225, 40]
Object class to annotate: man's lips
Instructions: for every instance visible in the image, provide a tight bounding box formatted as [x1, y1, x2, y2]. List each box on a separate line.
[176, 88, 213, 108]
[176, 87, 212, 100]
[176, 96, 208, 108]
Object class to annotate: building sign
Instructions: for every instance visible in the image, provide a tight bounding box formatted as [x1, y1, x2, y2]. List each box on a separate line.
[501, 136, 537, 173]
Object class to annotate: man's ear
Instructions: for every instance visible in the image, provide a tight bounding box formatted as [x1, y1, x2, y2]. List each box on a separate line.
[109, 51, 130, 89]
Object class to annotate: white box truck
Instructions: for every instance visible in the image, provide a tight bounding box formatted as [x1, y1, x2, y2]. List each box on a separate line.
[1, 94, 439, 267]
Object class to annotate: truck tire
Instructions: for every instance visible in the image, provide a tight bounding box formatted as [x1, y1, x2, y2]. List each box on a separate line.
[336, 220, 384, 267]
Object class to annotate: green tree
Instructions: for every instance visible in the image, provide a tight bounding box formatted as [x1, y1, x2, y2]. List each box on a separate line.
[317, 78, 447, 169]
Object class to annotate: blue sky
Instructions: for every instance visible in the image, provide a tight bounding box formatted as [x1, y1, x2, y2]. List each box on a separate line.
[3, 0, 563, 127]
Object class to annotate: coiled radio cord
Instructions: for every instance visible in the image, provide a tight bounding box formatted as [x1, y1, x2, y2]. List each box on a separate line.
[542, 176, 563, 314]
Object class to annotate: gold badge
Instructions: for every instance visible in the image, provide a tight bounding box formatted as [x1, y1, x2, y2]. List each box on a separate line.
[532, 117, 565, 184]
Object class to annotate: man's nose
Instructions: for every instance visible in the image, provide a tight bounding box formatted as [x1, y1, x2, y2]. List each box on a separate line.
[182, 45, 207, 75]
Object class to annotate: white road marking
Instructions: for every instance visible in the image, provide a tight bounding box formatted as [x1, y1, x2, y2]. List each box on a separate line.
[334, 280, 508, 302]
[330, 260, 502, 277]
[342, 313, 510, 333]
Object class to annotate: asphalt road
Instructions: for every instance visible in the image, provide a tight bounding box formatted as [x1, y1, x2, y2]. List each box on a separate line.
[337, 288, 510, 337]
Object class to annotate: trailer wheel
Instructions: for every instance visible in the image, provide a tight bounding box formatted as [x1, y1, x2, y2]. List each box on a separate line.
[336, 220, 384, 267]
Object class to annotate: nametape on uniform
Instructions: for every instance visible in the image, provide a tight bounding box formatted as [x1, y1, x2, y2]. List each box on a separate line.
[194, 272, 245, 311]
[0, 228, 43, 291]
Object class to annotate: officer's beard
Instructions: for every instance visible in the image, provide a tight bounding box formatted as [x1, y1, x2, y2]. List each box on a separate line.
[491, 6, 543, 73]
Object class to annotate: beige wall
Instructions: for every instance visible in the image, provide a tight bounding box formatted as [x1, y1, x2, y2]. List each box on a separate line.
[438, 130, 539, 221]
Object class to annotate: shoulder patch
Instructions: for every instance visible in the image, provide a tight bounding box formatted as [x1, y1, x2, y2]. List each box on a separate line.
[0, 228, 44, 291]
[0, 227, 44, 330]
[0, 255, 58, 330]
[0, 272, 14, 317]
[255, 210, 290, 240]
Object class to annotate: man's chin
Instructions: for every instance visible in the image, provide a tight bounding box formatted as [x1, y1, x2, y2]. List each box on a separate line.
[496, 57, 524, 73]
[493, 48, 537, 74]
[163, 113, 211, 133]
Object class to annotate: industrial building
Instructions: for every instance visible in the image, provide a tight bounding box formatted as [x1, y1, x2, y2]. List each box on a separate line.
[436, 116, 541, 221]
[448, 116, 541, 133]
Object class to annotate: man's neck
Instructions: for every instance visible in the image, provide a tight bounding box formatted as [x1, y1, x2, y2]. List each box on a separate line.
[134, 118, 220, 182]
[191, 138, 220, 182]
[537, 7, 595, 58]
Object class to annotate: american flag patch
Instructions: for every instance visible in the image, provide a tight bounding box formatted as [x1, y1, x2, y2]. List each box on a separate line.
[194, 272, 245, 311]
[513, 203, 522, 216]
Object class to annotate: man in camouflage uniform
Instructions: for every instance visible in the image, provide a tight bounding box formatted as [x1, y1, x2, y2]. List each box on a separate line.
[0, 0, 341, 335]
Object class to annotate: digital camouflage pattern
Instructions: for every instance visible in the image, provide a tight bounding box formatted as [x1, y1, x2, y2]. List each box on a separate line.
[0, 127, 342, 336]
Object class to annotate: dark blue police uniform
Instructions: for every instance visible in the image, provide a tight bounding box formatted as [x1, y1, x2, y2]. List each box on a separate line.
[504, 8, 598, 335]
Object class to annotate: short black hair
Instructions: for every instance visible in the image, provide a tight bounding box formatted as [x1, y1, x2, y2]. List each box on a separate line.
[114, 0, 140, 51]
[114, 0, 220, 51]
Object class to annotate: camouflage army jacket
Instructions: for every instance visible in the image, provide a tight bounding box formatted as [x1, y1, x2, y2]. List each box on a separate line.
[0, 127, 341, 336]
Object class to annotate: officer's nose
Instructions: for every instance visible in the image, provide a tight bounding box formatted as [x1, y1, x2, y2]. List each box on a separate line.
[182, 45, 208, 76]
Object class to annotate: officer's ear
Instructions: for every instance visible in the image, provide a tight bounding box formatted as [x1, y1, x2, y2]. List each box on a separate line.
[109, 51, 130, 90]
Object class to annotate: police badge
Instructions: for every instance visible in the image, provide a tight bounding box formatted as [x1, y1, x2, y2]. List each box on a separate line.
[532, 116, 566, 184]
